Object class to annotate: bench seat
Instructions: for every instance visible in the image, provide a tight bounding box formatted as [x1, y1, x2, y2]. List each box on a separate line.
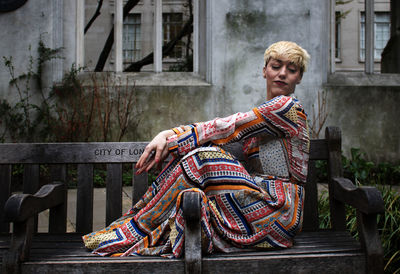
[1, 230, 365, 273]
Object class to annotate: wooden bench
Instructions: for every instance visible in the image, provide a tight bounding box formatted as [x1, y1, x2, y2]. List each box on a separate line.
[0, 127, 384, 273]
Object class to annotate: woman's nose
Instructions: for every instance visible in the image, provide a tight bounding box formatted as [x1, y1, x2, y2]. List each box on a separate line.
[278, 67, 287, 78]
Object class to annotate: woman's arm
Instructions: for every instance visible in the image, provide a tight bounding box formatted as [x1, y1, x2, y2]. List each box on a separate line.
[136, 95, 305, 172]
[168, 95, 303, 157]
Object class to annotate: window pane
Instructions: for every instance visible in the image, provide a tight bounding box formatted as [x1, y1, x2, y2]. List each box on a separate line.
[163, 13, 184, 59]
[359, 12, 390, 60]
[360, 13, 365, 60]
[335, 11, 341, 59]
[123, 14, 141, 64]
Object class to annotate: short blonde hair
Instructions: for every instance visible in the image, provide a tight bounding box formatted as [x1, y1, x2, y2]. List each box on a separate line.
[264, 41, 310, 73]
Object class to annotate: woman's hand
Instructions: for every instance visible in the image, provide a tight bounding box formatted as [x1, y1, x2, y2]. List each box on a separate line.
[135, 130, 175, 174]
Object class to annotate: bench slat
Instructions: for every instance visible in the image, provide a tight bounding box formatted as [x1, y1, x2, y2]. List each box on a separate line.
[133, 166, 148, 205]
[76, 164, 94, 233]
[23, 164, 40, 194]
[106, 164, 123, 226]
[0, 165, 11, 232]
[49, 165, 68, 233]
[0, 142, 148, 164]
[22, 260, 185, 274]
[23, 164, 40, 232]
[309, 139, 328, 160]
[303, 160, 319, 231]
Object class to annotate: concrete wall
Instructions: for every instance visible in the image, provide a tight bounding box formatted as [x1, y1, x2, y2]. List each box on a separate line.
[0, 0, 76, 104]
[210, 0, 330, 117]
[325, 73, 400, 163]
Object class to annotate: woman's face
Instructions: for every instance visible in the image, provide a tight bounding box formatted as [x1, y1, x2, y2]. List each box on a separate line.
[263, 57, 303, 100]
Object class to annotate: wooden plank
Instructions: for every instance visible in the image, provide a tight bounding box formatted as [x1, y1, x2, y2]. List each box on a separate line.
[302, 160, 319, 231]
[202, 253, 365, 274]
[0, 165, 11, 232]
[76, 164, 94, 233]
[106, 164, 122, 226]
[49, 165, 67, 233]
[27, 244, 362, 261]
[132, 166, 148, 205]
[309, 139, 328, 160]
[0, 234, 10, 250]
[325, 127, 346, 230]
[23, 164, 40, 232]
[23, 164, 40, 194]
[29, 233, 84, 242]
[0, 142, 148, 164]
[24, 234, 359, 251]
[22, 259, 185, 274]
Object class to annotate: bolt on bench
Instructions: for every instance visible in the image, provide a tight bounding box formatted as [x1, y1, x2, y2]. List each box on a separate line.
[0, 127, 384, 273]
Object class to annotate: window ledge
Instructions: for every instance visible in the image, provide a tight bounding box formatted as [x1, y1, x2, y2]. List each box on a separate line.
[327, 72, 400, 87]
[79, 72, 211, 87]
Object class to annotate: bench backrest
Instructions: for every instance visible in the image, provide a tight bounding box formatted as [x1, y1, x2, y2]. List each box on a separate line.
[0, 130, 338, 234]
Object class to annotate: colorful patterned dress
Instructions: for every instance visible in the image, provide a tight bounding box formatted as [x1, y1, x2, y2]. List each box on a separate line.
[82, 95, 310, 257]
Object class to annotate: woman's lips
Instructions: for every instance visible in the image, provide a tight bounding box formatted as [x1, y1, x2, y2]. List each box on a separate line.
[274, 81, 287, 86]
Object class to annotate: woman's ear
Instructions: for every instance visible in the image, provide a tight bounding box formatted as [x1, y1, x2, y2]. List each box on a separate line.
[297, 73, 303, 84]
[262, 66, 267, 78]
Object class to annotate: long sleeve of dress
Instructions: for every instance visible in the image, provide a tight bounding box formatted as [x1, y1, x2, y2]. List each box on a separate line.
[167, 95, 306, 158]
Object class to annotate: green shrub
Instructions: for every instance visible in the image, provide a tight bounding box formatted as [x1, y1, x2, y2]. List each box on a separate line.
[1, 40, 140, 143]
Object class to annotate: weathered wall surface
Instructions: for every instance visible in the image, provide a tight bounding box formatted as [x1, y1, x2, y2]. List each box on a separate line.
[78, 72, 218, 141]
[0, 0, 75, 104]
[210, 0, 330, 117]
[325, 73, 400, 162]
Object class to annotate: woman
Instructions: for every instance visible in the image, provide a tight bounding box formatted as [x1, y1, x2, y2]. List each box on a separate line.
[83, 41, 310, 257]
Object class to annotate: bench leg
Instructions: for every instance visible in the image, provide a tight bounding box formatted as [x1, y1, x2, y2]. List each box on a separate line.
[2, 217, 34, 274]
[357, 211, 384, 274]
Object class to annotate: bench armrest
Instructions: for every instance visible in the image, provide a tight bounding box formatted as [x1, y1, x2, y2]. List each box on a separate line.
[332, 177, 384, 214]
[2, 182, 65, 274]
[4, 182, 65, 223]
[331, 177, 384, 274]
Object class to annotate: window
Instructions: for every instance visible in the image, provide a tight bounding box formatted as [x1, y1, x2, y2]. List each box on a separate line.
[123, 14, 141, 64]
[335, 11, 341, 60]
[360, 12, 390, 61]
[163, 13, 184, 59]
[78, 0, 210, 78]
